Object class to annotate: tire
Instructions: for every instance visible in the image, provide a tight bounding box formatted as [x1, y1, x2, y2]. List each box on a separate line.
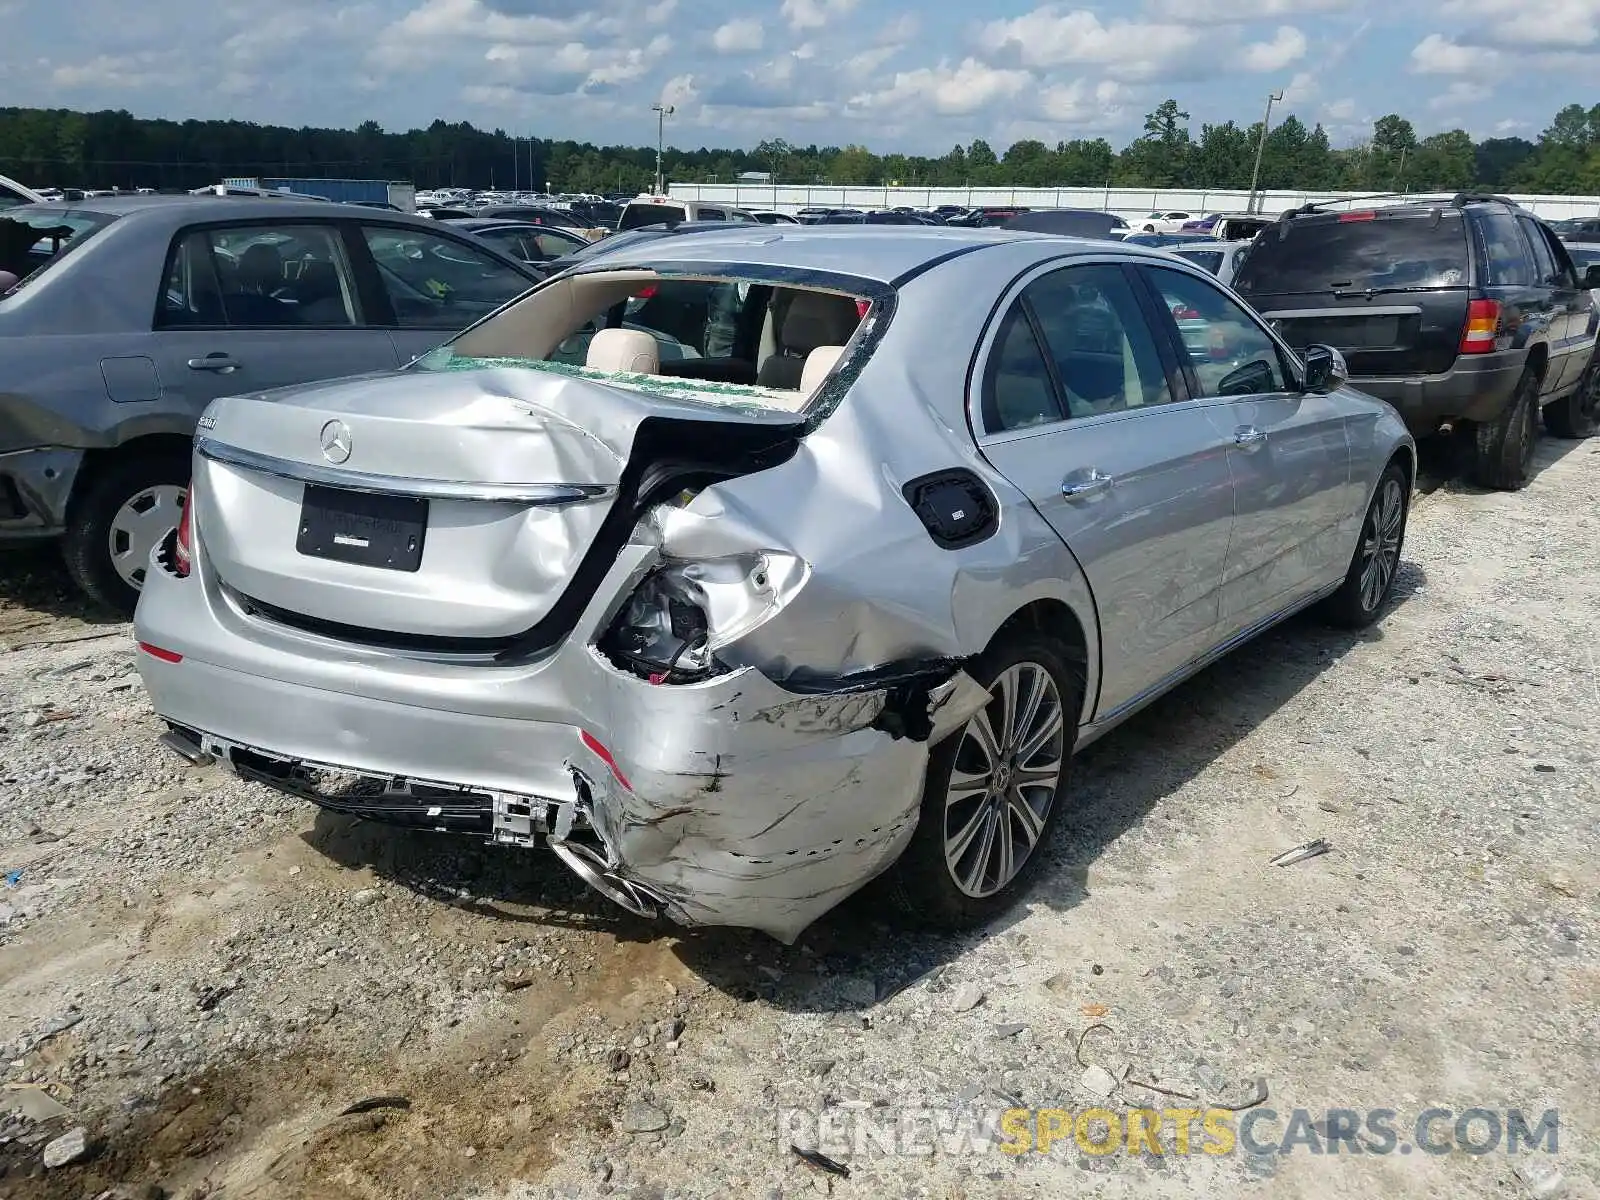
[886, 631, 1084, 931]
[1544, 355, 1600, 439]
[1319, 459, 1410, 629]
[1470, 366, 1540, 490]
[61, 453, 190, 616]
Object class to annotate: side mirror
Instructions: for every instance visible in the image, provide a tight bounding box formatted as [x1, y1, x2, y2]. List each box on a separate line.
[1301, 344, 1349, 394]
[1582, 265, 1600, 290]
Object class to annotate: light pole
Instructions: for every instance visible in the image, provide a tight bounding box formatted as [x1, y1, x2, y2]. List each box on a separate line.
[1246, 90, 1283, 215]
[651, 103, 674, 195]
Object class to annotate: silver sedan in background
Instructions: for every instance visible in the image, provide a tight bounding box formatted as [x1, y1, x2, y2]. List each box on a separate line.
[134, 228, 1414, 942]
[0, 197, 540, 612]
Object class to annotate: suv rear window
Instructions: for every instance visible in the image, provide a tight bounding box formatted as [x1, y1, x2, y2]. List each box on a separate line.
[619, 203, 687, 231]
[1235, 210, 1469, 294]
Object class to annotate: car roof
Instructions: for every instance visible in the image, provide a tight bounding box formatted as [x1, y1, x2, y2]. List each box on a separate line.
[564, 225, 1185, 284]
[14, 195, 448, 227]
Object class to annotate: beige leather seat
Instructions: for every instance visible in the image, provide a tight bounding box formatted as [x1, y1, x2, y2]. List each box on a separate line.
[758, 292, 860, 389]
[586, 328, 659, 375]
[799, 346, 845, 396]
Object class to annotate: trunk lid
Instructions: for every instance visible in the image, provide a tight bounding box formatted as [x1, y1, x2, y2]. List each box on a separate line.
[1235, 208, 1472, 377]
[193, 366, 800, 643]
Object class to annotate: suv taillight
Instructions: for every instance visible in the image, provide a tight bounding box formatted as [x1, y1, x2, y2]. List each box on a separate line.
[173, 486, 193, 578]
[1460, 299, 1501, 355]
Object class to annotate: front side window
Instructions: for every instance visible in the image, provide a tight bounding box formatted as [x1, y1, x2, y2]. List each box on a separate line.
[1144, 265, 1292, 397]
[362, 225, 531, 330]
[158, 223, 360, 328]
[1023, 263, 1174, 418]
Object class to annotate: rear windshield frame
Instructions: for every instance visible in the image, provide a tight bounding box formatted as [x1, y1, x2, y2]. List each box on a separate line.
[414, 261, 895, 429]
[0, 208, 119, 294]
[1234, 208, 1471, 295]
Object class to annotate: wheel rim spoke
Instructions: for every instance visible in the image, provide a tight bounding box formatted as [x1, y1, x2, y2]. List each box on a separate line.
[107, 485, 185, 589]
[943, 661, 1067, 899]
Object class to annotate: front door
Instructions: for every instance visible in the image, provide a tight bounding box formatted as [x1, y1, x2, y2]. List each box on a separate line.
[1138, 263, 1353, 630]
[972, 261, 1237, 718]
[150, 220, 400, 421]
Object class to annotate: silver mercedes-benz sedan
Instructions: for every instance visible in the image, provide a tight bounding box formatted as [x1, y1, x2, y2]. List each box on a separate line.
[133, 227, 1415, 943]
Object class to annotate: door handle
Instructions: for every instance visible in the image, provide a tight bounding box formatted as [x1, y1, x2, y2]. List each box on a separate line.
[1061, 469, 1114, 499]
[1233, 425, 1266, 450]
[187, 353, 240, 373]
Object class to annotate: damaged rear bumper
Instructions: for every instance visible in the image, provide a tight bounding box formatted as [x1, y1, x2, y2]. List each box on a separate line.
[136, 558, 984, 942]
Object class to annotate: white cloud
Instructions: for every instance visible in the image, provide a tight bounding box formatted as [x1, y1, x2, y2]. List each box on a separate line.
[1038, 78, 1126, 124]
[1241, 25, 1308, 72]
[1145, 0, 1363, 16]
[1430, 80, 1491, 110]
[660, 72, 699, 110]
[1440, 0, 1600, 45]
[780, 0, 858, 32]
[975, 8, 1199, 79]
[1409, 33, 1499, 75]
[851, 57, 1031, 117]
[49, 51, 175, 88]
[711, 17, 763, 53]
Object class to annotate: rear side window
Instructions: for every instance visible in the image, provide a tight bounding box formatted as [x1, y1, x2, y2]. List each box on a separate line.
[1235, 211, 1469, 294]
[159, 223, 361, 328]
[1519, 217, 1558, 285]
[983, 305, 1062, 432]
[1478, 212, 1534, 286]
[697, 207, 726, 221]
[618, 203, 686, 230]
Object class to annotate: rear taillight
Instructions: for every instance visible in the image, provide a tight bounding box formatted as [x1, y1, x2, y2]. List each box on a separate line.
[856, 299, 871, 320]
[173, 486, 193, 578]
[1339, 211, 1377, 223]
[1460, 298, 1501, 355]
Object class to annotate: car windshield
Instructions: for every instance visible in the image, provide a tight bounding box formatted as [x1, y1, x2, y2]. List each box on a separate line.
[1235, 210, 1469, 293]
[618, 203, 686, 230]
[1176, 249, 1225, 274]
[0, 208, 118, 293]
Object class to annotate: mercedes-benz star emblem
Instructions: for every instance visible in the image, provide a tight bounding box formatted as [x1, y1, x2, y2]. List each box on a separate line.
[319, 419, 352, 464]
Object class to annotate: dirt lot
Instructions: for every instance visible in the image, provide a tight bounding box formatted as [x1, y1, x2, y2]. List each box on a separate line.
[1, 438, 1597, 1200]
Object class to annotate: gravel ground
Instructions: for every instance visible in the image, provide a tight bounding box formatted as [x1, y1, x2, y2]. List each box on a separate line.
[1, 437, 1596, 1200]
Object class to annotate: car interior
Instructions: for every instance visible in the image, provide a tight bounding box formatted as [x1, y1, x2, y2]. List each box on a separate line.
[162, 232, 360, 327]
[446, 270, 865, 403]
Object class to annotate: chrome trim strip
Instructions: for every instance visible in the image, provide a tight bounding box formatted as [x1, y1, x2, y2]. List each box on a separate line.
[195, 437, 613, 505]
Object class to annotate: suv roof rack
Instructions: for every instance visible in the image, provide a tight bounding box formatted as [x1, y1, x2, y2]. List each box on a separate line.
[1448, 191, 1520, 209]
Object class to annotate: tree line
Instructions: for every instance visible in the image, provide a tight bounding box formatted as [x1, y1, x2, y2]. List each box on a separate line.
[2, 101, 1599, 197]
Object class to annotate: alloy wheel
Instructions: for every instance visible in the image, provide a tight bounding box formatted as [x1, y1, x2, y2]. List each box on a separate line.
[943, 662, 1066, 898]
[107, 484, 186, 590]
[1357, 477, 1405, 613]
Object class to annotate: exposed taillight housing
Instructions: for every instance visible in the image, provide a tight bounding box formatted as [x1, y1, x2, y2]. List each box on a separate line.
[1460, 298, 1501, 355]
[173, 486, 194, 578]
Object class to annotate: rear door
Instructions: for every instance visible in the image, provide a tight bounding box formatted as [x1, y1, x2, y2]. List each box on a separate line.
[351, 222, 538, 363]
[972, 261, 1236, 718]
[150, 220, 401, 417]
[1520, 215, 1594, 392]
[1139, 263, 1353, 628]
[1473, 210, 1570, 396]
[1235, 209, 1472, 379]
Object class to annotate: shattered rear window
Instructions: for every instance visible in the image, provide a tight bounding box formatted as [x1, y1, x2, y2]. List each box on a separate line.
[412, 347, 817, 414]
[0, 209, 117, 294]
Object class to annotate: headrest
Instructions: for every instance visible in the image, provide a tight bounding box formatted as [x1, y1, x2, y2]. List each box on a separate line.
[799, 346, 845, 395]
[586, 328, 659, 375]
[781, 291, 860, 354]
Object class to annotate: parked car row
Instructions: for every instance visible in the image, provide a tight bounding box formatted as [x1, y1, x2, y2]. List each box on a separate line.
[126, 224, 1418, 943]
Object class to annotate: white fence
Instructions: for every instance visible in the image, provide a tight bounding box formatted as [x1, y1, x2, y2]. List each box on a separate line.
[666, 183, 1600, 221]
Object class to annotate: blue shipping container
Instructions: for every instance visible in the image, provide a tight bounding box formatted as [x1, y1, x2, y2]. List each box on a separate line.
[258, 178, 391, 205]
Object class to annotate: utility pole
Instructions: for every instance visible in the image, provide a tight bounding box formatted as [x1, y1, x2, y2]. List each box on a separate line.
[1246, 90, 1283, 215]
[651, 103, 674, 195]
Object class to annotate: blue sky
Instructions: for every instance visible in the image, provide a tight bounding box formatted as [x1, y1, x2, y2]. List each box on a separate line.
[2, 0, 1592, 152]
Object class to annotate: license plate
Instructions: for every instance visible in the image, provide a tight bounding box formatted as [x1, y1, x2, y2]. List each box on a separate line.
[296, 485, 427, 572]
